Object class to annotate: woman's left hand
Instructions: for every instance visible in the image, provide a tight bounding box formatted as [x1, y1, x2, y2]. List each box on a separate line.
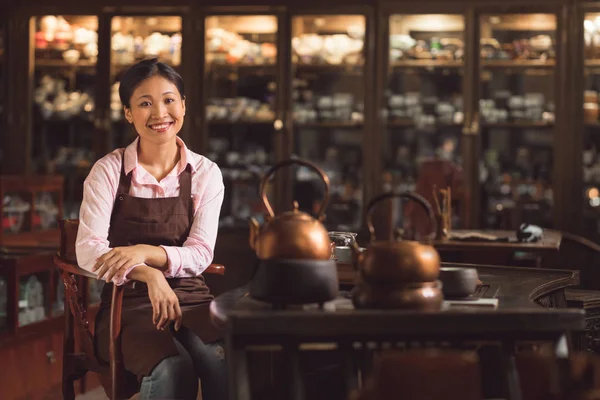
[93, 245, 148, 282]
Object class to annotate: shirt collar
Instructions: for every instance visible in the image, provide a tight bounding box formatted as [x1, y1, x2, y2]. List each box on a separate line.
[123, 136, 196, 176]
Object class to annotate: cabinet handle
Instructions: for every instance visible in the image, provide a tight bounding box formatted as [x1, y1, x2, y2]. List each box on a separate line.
[273, 119, 283, 131]
[46, 351, 56, 364]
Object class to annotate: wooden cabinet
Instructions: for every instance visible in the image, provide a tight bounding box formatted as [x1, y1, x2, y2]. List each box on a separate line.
[0, 1, 583, 236]
[0, 323, 64, 400]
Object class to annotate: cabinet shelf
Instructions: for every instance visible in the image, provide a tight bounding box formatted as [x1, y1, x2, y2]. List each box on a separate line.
[295, 121, 363, 129]
[482, 122, 554, 128]
[391, 59, 463, 68]
[390, 59, 554, 69]
[386, 120, 462, 128]
[35, 59, 96, 69]
[207, 62, 364, 74]
[208, 119, 274, 126]
[481, 59, 555, 69]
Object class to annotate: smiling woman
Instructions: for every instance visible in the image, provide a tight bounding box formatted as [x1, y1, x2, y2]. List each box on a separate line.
[74, 58, 227, 400]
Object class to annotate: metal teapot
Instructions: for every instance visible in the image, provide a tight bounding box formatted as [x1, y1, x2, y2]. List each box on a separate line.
[248, 158, 332, 261]
[351, 191, 441, 284]
[248, 158, 339, 306]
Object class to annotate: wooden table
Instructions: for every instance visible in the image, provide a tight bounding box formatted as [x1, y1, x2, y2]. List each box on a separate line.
[211, 264, 583, 400]
[431, 229, 562, 267]
[432, 229, 562, 253]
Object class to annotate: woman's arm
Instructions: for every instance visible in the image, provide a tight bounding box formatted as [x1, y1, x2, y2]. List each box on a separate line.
[160, 164, 225, 278]
[75, 152, 144, 285]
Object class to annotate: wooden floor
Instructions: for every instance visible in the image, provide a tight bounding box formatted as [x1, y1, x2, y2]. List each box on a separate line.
[75, 387, 109, 400]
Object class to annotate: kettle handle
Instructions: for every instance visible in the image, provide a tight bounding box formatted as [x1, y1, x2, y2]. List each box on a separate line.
[259, 158, 331, 221]
[365, 191, 437, 241]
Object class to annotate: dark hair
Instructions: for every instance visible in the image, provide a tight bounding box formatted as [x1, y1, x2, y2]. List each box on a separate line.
[118, 58, 185, 108]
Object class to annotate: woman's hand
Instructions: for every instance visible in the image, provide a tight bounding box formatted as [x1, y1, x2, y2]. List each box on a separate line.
[93, 245, 148, 282]
[146, 272, 183, 331]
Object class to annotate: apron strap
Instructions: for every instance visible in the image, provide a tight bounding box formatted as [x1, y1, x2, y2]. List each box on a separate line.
[180, 165, 194, 224]
[117, 149, 133, 195]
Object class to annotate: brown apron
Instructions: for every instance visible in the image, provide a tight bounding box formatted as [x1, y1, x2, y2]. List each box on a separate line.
[94, 150, 221, 382]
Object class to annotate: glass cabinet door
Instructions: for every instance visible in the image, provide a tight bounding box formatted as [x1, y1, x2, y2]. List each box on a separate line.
[384, 13, 465, 231]
[31, 15, 98, 218]
[291, 14, 365, 232]
[204, 15, 277, 228]
[583, 12, 600, 241]
[18, 271, 50, 327]
[478, 13, 556, 229]
[0, 21, 5, 163]
[109, 16, 183, 151]
[0, 270, 7, 333]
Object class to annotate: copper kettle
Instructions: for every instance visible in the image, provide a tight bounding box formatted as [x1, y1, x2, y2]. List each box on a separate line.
[351, 191, 441, 284]
[249, 158, 332, 261]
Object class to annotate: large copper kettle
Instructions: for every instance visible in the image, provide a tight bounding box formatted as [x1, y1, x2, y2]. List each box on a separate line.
[351, 191, 441, 284]
[248, 158, 339, 306]
[249, 158, 332, 261]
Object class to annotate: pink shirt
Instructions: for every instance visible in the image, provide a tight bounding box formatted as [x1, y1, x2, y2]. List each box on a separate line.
[76, 136, 224, 286]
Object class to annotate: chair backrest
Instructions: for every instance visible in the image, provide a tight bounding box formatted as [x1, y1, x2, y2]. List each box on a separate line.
[58, 218, 80, 263]
[55, 219, 97, 362]
[552, 232, 600, 291]
[404, 159, 469, 236]
[352, 349, 482, 400]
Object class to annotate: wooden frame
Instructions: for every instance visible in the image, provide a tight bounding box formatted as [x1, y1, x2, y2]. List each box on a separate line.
[0, 175, 64, 248]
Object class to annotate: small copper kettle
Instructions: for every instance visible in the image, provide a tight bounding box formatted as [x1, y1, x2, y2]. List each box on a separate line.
[249, 158, 332, 261]
[351, 191, 441, 284]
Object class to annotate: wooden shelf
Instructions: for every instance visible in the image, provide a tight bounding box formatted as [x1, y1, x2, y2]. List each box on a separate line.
[35, 59, 96, 68]
[389, 59, 554, 70]
[391, 60, 463, 68]
[386, 120, 462, 128]
[483, 121, 554, 128]
[295, 121, 363, 129]
[482, 59, 555, 68]
[207, 62, 364, 74]
[586, 60, 600, 67]
[208, 119, 274, 125]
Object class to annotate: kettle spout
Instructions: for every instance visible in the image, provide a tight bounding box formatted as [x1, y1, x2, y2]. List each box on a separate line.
[248, 217, 260, 251]
[350, 241, 364, 270]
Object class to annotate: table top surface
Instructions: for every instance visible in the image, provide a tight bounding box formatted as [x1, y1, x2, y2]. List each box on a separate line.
[431, 230, 562, 252]
[210, 263, 583, 338]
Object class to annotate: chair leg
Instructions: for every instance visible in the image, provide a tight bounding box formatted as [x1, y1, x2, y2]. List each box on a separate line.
[63, 299, 77, 400]
[62, 377, 76, 400]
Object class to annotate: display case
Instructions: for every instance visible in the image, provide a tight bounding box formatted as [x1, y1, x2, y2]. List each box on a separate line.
[382, 13, 465, 229]
[0, 20, 5, 171]
[0, 267, 8, 334]
[1, 175, 64, 248]
[582, 11, 600, 241]
[203, 14, 278, 228]
[0, 2, 590, 246]
[0, 249, 59, 334]
[478, 13, 557, 230]
[290, 14, 366, 232]
[30, 15, 98, 219]
[109, 15, 183, 151]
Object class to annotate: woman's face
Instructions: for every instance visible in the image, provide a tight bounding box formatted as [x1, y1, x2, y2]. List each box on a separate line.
[124, 75, 186, 145]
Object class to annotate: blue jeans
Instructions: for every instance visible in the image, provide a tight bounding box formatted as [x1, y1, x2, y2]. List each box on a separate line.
[139, 326, 227, 400]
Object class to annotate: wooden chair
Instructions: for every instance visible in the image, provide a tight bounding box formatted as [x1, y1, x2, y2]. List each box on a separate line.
[350, 349, 482, 400]
[53, 219, 225, 400]
[404, 159, 470, 236]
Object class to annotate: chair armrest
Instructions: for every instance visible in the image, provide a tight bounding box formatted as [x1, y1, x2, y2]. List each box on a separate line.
[205, 263, 225, 275]
[53, 254, 99, 279]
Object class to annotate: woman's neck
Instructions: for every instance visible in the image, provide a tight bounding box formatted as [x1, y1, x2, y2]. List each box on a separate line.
[137, 138, 180, 181]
